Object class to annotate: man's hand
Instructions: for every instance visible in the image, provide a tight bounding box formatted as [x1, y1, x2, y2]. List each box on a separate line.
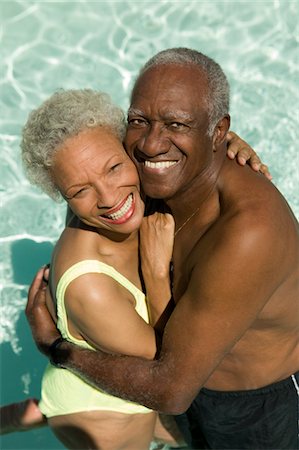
[227, 131, 272, 180]
[26, 266, 61, 356]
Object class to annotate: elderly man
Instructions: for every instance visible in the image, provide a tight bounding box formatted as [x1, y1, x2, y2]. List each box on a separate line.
[27, 48, 299, 449]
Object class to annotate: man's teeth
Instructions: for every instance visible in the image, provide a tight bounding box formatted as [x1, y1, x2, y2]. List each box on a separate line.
[105, 194, 133, 220]
[144, 161, 176, 169]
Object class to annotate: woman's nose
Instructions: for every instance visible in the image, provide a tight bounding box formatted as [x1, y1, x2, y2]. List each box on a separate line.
[94, 183, 119, 210]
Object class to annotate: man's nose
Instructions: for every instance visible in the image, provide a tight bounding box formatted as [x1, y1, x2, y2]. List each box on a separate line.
[137, 122, 170, 157]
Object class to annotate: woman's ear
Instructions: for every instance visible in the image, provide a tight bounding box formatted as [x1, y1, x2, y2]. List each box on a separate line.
[212, 115, 230, 151]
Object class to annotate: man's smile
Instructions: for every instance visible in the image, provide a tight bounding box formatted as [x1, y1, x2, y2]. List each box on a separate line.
[144, 160, 178, 169]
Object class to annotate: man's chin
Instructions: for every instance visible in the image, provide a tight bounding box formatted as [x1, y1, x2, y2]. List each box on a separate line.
[142, 185, 174, 200]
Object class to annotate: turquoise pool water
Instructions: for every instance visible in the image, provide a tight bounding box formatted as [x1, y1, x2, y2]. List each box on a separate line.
[1, 1, 298, 449]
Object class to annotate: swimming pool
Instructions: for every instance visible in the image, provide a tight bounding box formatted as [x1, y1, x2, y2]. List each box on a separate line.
[1, 1, 298, 448]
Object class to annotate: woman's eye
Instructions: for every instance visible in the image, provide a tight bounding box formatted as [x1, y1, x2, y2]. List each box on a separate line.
[110, 163, 122, 172]
[73, 188, 86, 198]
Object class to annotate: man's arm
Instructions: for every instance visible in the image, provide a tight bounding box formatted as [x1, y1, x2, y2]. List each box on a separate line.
[26, 267, 61, 354]
[26, 209, 285, 414]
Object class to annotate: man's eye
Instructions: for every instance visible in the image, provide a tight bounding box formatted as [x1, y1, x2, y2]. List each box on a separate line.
[128, 118, 147, 127]
[169, 122, 185, 129]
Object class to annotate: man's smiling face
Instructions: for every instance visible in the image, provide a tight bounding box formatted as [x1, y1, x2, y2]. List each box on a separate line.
[124, 63, 214, 200]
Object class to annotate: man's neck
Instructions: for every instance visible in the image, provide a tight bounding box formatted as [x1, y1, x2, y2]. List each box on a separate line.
[167, 151, 225, 231]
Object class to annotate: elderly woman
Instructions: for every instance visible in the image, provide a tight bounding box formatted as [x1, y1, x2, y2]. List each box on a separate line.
[21, 89, 180, 450]
[21, 89, 266, 449]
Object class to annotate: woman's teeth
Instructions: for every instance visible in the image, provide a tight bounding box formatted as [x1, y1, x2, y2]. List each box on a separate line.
[104, 194, 133, 220]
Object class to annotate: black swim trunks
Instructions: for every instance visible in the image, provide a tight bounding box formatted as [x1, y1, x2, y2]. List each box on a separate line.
[174, 373, 299, 450]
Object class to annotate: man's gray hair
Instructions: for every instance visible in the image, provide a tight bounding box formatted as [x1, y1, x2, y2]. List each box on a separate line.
[21, 89, 126, 201]
[137, 47, 230, 136]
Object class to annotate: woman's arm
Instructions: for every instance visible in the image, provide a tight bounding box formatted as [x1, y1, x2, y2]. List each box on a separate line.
[64, 272, 157, 359]
[226, 131, 271, 179]
[140, 213, 175, 332]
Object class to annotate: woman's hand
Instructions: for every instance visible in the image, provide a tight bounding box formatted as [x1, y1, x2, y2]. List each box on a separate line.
[227, 131, 272, 180]
[140, 212, 175, 281]
[140, 213, 175, 328]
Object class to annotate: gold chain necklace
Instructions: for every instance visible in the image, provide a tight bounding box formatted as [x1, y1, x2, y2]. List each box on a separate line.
[174, 206, 201, 237]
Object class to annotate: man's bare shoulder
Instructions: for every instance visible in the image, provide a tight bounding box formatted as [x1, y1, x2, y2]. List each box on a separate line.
[219, 162, 298, 240]
[188, 164, 299, 295]
[182, 166, 299, 389]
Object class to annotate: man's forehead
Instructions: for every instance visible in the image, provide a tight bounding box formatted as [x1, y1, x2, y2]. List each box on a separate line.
[127, 106, 194, 122]
[131, 64, 209, 107]
[135, 63, 208, 88]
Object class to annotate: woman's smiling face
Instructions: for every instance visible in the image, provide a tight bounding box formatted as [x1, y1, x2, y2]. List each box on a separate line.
[51, 126, 144, 235]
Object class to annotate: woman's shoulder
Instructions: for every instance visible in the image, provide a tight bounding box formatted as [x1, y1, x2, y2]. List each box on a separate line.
[51, 227, 102, 284]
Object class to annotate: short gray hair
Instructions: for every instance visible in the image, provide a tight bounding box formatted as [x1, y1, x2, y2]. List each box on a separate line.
[136, 47, 230, 136]
[21, 89, 126, 201]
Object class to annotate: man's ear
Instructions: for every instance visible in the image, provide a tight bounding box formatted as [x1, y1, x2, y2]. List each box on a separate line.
[212, 115, 230, 150]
